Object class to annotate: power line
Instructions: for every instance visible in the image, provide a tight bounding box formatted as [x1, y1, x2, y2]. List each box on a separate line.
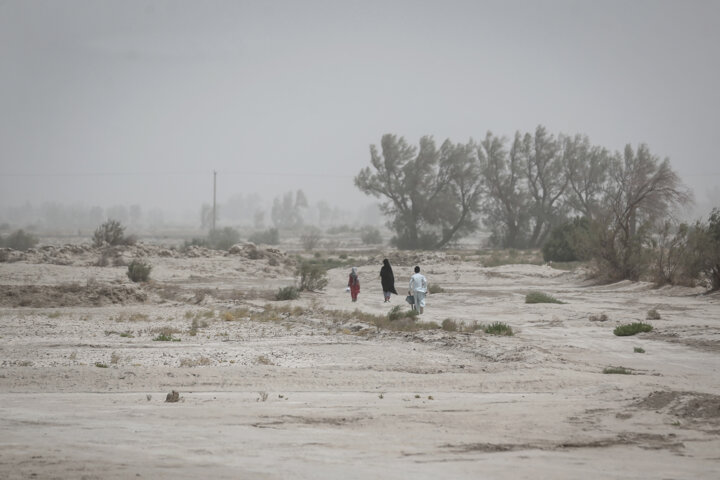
[0, 170, 354, 179]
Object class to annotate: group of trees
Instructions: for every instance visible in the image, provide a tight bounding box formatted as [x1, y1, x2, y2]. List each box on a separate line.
[356, 126, 711, 286]
[356, 127, 689, 251]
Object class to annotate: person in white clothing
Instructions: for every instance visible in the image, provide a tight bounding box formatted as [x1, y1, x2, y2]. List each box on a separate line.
[408, 265, 428, 314]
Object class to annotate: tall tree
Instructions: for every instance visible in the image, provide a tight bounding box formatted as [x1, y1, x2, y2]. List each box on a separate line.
[593, 144, 691, 280]
[478, 132, 529, 248]
[519, 126, 568, 247]
[563, 134, 611, 220]
[355, 134, 482, 249]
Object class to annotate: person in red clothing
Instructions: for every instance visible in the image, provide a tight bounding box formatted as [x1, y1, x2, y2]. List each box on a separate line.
[348, 267, 360, 302]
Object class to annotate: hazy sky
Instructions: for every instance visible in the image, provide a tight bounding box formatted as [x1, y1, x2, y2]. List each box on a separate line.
[1, 0, 719, 216]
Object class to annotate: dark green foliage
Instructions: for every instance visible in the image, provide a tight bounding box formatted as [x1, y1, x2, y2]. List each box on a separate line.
[275, 286, 300, 301]
[542, 217, 590, 262]
[483, 322, 514, 336]
[127, 259, 152, 282]
[360, 226, 382, 245]
[613, 322, 653, 336]
[93, 220, 131, 247]
[603, 366, 632, 374]
[634, 347, 645, 353]
[0, 229, 38, 251]
[296, 261, 328, 291]
[208, 227, 240, 250]
[248, 228, 280, 245]
[525, 292, 564, 304]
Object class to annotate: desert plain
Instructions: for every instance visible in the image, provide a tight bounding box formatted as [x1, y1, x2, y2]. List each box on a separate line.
[1, 242, 719, 479]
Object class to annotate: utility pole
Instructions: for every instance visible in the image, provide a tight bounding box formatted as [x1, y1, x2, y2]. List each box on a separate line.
[212, 170, 217, 232]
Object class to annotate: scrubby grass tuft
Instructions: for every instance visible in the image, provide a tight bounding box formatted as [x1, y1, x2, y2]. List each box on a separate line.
[428, 284, 445, 294]
[646, 309, 661, 320]
[127, 259, 151, 282]
[589, 313, 609, 322]
[613, 322, 653, 336]
[94, 362, 109, 368]
[603, 366, 632, 374]
[634, 347, 645, 353]
[153, 334, 175, 341]
[275, 286, 300, 301]
[441, 318, 458, 331]
[525, 292, 565, 304]
[388, 305, 419, 322]
[484, 322, 514, 336]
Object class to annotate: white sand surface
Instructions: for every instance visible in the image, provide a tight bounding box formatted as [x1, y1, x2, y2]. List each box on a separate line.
[1, 245, 719, 479]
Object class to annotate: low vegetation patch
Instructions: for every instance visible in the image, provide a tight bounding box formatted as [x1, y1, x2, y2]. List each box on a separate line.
[603, 366, 633, 375]
[646, 308, 661, 320]
[127, 259, 151, 282]
[483, 321, 514, 336]
[248, 228, 280, 245]
[428, 284, 445, 294]
[589, 313, 609, 322]
[179, 356, 212, 367]
[387, 305, 419, 322]
[525, 292, 564, 304]
[480, 249, 544, 267]
[441, 318, 458, 331]
[296, 261, 329, 291]
[92, 220, 135, 247]
[0, 229, 39, 251]
[275, 286, 300, 301]
[634, 347, 646, 353]
[613, 322, 653, 336]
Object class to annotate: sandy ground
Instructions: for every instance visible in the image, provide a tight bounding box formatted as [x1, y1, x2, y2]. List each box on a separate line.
[1, 244, 719, 479]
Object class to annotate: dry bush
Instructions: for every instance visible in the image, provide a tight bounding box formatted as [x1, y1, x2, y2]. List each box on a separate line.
[300, 227, 322, 251]
[179, 356, 212, 367]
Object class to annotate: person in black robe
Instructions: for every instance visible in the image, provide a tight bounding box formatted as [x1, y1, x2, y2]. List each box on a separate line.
[380, 258, 398, 302]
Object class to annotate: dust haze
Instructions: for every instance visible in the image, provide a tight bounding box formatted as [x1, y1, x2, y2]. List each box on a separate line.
[2, 0, 720, 229]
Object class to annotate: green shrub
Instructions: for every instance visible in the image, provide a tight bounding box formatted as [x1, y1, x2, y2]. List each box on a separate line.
[646, 309, 661, 320]
[248, 228, 280, 245]
[525, 292, 564, 304]
[441, 318, 458, 331]
[634, 347, 645, 353]
[603, 366, 632, 374]
[0, 229, 38, 251]
[542, 217, 590, 262]
[360, 226, 382, 245]
[296, 261, 328, 291]
[127, 259, 152, 282]
[275, 286, 300, 301]
[428, 284, 445, 294]
[93, 220, 132, 247]
[388, 305, 419, 321]
[613, 322, 653, 336]
[483, 322, 513, 336]
[208, 227, 241, 250]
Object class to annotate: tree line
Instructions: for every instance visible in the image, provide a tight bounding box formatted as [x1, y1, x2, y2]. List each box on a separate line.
[355, 126, 720, 287]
